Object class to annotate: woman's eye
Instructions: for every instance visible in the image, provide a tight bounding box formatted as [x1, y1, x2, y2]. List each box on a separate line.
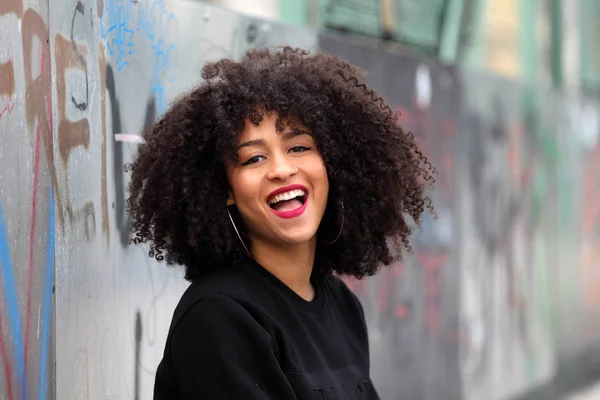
[241, 155, 265, 166]
[289, 146, 311, 154]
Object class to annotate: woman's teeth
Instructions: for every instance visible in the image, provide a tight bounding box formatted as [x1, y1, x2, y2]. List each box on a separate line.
[269, 189, 306, 205]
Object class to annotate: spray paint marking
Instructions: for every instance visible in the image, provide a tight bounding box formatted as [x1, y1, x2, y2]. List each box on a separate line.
[101, 0, 178, 113]
[0, 196, 25, 396]
[0, 309, 14, 400]
[23, 123, 42, 399]
[39, 183, 54, 400]
[0, 102, 15, 120]
[115, 133, 144, 143]
[0, 48, 16, 120]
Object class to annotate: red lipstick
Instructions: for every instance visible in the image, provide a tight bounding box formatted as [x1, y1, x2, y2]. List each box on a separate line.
[266, 184, 308, 203]
[267, 184, 308, 219]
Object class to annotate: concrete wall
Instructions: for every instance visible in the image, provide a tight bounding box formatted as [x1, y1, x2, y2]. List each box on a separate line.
[321, 34, 600, 400]
[0, 1, 316, 399]
[0, 2, 598, 400]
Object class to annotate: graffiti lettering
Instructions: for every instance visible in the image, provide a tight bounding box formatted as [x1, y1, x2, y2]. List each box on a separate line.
[101, 0, 178, 113]
[55, 34, 90, 163]
[105, 63, 155, 246]
[70, 1, 89, 111]
[21, 7, 59, 231]
[0, 49, 15, 120]
[0, 3, 55, 399]
[0, 0, 22, 17]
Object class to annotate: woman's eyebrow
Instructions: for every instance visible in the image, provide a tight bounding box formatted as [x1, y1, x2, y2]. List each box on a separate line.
[236, 139, 265, 151]
[236, 130, 311, 151]
[282, 129, 312, 139]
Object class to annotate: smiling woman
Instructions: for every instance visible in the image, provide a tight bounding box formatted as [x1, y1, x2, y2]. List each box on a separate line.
[126, 47, 435, 400]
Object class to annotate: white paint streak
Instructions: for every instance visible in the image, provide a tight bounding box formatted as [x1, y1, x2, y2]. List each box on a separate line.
[114, 134, 144, 144]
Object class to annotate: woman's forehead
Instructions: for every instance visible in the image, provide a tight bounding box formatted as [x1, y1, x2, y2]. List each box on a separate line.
[237, 112, 308, 142]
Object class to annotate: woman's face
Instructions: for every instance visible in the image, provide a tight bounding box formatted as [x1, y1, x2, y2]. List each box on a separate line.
[225, 113, 329, 248]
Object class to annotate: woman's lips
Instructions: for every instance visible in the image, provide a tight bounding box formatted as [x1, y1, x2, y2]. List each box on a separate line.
[270, 197, 308, 219]
[266, 184, 309, 219]
[266, 184, 308, 204]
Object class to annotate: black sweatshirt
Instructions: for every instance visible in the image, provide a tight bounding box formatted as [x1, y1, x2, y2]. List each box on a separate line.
[154, 257, 380, 399]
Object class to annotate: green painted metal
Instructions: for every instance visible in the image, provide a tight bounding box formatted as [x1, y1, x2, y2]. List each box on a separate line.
[520, 0, 538, 82]
[395, 0, 447, 50]
[279, 0, 309, 26]
[459, 0, 487, 68]
[550, 0, 563, 88]
[439, 0, 465, 63]
[579, 0, 600, 94]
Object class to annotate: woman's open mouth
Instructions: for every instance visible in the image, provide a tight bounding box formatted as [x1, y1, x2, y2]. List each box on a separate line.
[267, 186, 308, 218]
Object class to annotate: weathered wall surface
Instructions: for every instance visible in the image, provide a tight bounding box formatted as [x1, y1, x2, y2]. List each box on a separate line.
[0, 1, 55, 399]
[320, 34, 600, 400]
[0, 1, 316, 399]
[319, 34, 463, 400]
[0, 2, 599, 400]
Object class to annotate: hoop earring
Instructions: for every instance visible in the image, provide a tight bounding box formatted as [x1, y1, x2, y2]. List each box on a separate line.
[324, 202, 344, 245]
[227, 207, 251, 256]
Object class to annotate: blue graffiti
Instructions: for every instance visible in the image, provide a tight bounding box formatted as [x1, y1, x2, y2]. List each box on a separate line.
[0, 183, 55, 399]
[100, 0, 135, 71]
[39, 184, 55, 400]
[101, 0, 179, 114]
[0, 195, 25, 394]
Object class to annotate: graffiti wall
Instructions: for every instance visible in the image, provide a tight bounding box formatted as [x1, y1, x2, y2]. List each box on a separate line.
[319, 34, 600, 400]
[0, 1, 316, 399]
[457, 74, 557, 400]
[0, 0, 55, 399]
[551, 94, 600, 384]
[1, 1, 600, 400]
[320, 34, 462, 400]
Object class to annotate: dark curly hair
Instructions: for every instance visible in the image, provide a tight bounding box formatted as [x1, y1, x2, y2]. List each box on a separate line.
[127, 47, 435, 282]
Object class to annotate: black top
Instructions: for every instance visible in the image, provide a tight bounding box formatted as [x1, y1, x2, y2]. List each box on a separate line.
[154, 257, 379, 399]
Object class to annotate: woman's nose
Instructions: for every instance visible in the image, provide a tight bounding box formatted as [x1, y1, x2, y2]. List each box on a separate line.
[267, 156, 299, 181]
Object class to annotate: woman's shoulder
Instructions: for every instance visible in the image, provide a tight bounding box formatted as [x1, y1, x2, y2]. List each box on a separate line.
[323, 275, 361, 301]
[168, 268, 260, 333]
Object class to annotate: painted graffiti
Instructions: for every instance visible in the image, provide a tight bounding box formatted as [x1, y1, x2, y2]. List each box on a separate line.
[1, 2, 600, 400]
[0, 0, 175, 397]
[582, 142, 600, 307]
[100, 0, 178, 113]
[0, 1, 55, 399]
[0, 48, 15, 120]
[105, 63, 156, 246]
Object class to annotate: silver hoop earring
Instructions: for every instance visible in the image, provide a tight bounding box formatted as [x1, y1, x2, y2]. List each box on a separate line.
[227, 207, 251, 256]
[324, 202, 344, 245]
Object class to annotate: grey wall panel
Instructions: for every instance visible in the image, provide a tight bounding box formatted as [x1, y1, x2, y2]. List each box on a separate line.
[6, 1, 320, 399]
[0, 1, 54, 399]
[319, 33, 463, 400]
[48, 2, 316, 399]
[553, 95, 600, 362]
[457, 73, 558, 400]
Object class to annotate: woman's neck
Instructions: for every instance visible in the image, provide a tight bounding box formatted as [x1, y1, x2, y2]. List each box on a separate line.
[250, 238, 316, 301]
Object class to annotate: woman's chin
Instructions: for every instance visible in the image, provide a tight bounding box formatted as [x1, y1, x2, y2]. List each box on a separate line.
[275, 228, 318, 246]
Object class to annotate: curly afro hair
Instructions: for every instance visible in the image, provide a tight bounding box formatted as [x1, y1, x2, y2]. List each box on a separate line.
[127, 47, 435, 282]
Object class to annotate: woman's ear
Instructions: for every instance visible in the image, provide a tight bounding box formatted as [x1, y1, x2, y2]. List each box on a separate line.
[226, 192, 235, 206]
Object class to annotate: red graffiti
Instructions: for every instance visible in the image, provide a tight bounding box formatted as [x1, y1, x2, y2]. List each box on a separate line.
[582, 143, 600, 308]
[0, 316, 14, 400]
[23, 123, 42, 379]
[396, 98, 456, 200]
[418, 252, 448, 333]
[341, 275, 367, 298]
